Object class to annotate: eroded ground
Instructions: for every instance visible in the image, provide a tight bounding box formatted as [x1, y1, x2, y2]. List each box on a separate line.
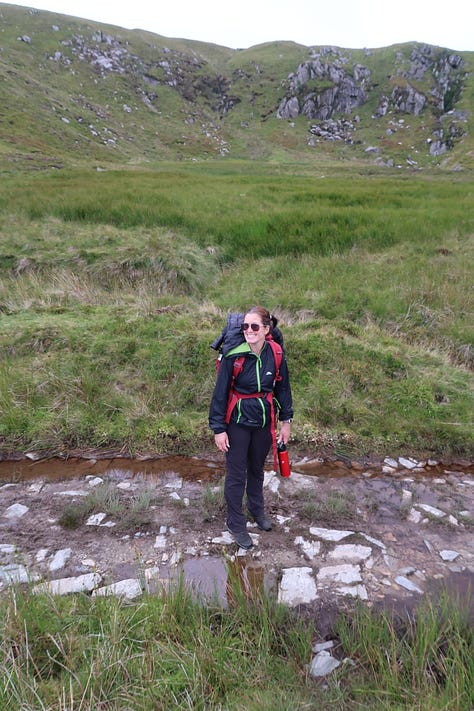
[0, 453, 473, 617]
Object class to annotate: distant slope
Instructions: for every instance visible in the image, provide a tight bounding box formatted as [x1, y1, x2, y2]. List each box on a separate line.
[0, 3, 473, 169]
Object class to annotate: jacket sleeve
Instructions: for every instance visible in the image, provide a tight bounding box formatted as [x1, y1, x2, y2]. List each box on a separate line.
[208, 356, 234, 434]
[274, 355, 294, 422]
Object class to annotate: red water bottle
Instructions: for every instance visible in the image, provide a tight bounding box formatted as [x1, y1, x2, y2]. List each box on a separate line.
[277, 442, 291, 478]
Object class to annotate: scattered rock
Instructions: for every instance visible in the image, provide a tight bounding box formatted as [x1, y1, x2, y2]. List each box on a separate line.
[278, 567, 318, 606]
[309, 649, 341, 677]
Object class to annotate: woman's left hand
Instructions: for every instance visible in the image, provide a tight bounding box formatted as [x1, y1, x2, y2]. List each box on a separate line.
[278, 422, 291, 445]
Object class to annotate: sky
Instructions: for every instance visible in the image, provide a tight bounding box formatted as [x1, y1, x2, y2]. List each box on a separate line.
[3, 0, 473, 51]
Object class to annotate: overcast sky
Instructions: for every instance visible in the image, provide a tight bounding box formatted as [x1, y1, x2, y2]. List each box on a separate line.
[3, 0, 473, 51]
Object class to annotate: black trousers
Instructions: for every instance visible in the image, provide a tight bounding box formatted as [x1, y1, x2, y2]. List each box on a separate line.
[224, 421, 272, 533]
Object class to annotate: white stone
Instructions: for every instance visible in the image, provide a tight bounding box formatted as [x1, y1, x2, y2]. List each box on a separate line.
[1, 564, 40, 584]
[81, 558, 97, 568]
[154, 534, 167, 548]
[394, 575, 423, 594]
[36, 548, 49, 562]
[28, 482, 44, 493]
[211, 531, 234, 545]
[439, 550, 460, 562]
[462, 479, 474, 487]
[3, 503, 29, 519]
[327, 545, 372, 562]
[337, 584, 368, 600]
[93, 578, 142, 600]
[164, 478, 182, 489]
[447, 515, 459, 526]
[117, 482, 132, 490]
[312, 640, 334, 653]
[86, 512, 107, 526]
[49, 548, 72, 571]
[382, 465, 397, 474]
[264, 471, 280, 493]
[169, 492, 181, 501]
[0, 544, 16, 554]
[317, 564, 362, 585]
[275, 515, 291, 525]
[294, 536, 321, 561]
[416, 504, 446, 518]
[25, 451, 42, 460]
[401, 489, 413, 504]
[278, 567, 318, 606]
[408, 507, 422, 523]
[399, 457, 418, 469]
[34, 572, 102, 596]
[309, 650, 340, 677]
[86, 476, 104, 487]
[384, 457, 399, 468]
[144, 566, 161, 581]
[309, 527, 354, 541]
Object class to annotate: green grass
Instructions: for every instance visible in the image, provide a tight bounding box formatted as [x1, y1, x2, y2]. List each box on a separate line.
[0, 164, 473, 458]
[0, 581, 471, 710]
[335, 591, 474, 710]
[57, 483, 158, 531]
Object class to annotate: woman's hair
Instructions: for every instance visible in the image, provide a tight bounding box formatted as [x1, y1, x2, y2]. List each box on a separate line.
[245, 306, 278, 329]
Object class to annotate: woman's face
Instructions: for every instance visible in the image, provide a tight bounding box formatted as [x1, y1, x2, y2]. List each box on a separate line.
[242, 312, 270, 352]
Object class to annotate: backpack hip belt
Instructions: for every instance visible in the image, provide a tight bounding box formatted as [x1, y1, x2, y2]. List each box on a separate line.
[225, 390, 279, 472]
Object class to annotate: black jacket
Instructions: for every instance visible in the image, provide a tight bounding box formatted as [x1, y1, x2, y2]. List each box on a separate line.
[209, 341, 293, 434]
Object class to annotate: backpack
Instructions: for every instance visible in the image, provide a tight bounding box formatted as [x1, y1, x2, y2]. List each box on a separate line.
[211, 312, 284, 361]
[211, 313, 284, 470]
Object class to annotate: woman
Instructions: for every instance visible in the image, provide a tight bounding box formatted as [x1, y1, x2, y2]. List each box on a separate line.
[209, 306, 293, 549]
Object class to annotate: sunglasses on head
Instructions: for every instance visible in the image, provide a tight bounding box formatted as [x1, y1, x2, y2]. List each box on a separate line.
[241, 322, 261, 332]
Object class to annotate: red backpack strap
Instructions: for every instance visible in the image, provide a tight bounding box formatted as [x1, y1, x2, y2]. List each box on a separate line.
[266, 338, 283, 382]
[224, 356, 245, 424]
[266, 339, 283, 470]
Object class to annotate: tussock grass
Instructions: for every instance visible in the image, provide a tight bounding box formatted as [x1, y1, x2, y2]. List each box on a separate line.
[336, 591, 474, 710]
[0, 165, 473, 457]
[298, 489, 358, 526]
[0, 582, 471, 710]
[58, 483, 158, 530]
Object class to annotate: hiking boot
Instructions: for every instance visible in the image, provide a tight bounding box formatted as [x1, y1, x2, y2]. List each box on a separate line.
[228, 527, 253, 549]
[254, 516, 272, 531]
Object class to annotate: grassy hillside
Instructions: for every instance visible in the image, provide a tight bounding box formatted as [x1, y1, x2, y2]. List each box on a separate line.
[0, 3, 473, 169]
[0, 163, 472, 458]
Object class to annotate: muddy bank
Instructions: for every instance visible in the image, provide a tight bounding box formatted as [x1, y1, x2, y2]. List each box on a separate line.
[1, 450, 473, 615]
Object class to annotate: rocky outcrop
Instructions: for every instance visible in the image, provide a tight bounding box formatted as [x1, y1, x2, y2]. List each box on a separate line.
[277, 48, 371, 121]
[277, 43, 468, 158]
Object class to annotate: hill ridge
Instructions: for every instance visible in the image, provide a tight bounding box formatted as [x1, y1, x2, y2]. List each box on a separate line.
[0, 3, 473, 168]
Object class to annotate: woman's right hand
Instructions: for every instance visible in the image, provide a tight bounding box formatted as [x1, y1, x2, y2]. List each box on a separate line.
[214, 432, 229, 453]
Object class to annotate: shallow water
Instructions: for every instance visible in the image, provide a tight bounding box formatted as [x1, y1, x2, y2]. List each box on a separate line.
[0, 455, 225, 483]
[1, 453, 472, 483]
